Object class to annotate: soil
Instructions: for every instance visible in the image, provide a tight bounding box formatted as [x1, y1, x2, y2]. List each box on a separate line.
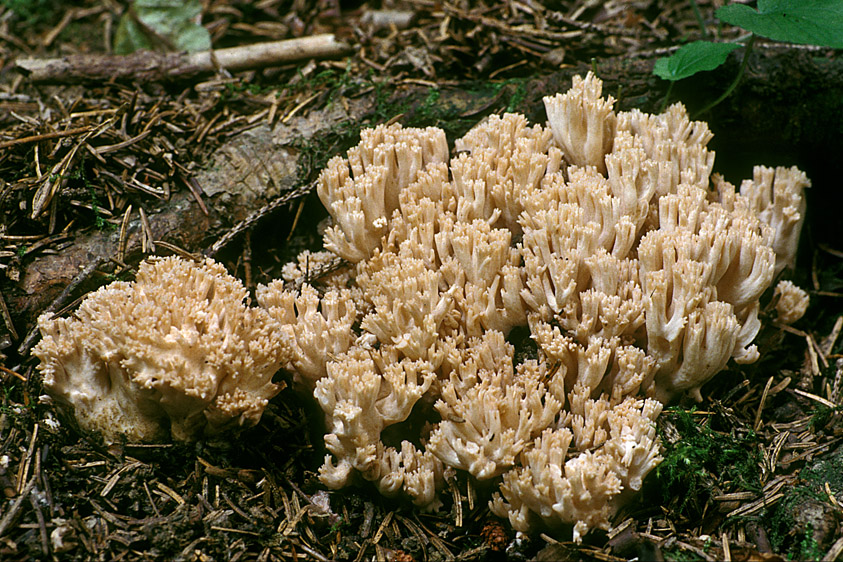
[1, 1, 842, 561]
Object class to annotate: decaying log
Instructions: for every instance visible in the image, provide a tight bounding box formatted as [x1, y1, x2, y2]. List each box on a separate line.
[15, 34, 351, 83]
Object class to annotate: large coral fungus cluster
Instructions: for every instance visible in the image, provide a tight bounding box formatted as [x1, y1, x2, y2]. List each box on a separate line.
[33, 256, 290, 443]
[258, 72, 809, 540]
[32, 72, 810, 542]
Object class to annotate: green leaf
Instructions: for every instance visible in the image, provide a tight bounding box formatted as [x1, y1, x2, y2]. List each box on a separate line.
[653, 41, 742, 82]
[171, 22, 211, 52]
[717, 0, 843, 49]
[114, 0, 211, 55]
[114, 16, 151, 54]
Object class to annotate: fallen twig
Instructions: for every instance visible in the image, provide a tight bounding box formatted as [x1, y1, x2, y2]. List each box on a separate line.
[16, 34, 351, 84]
[0, 127, 91, 150]
[204, 180, 314, 258]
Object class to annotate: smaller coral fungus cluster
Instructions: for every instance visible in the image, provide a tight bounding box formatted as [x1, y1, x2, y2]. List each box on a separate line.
[34, 257, 290, 443]
[33, 73, 810, 542]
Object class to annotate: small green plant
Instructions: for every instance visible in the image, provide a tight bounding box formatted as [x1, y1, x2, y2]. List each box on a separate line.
[0, 0, 56, 25]
[765, 446, 843, 558]
[654, 0, 843, 114]
[505, 80, 528, 114]
[654, 408, 762, 515]
[0, 384, 34, 418]
[808, 403, 841, 431]
[50, 161, 115, 231]
[282, 60, 360, 110]
[419, 87, 441, 118]
[797, 525, 824, 562]
[89, 187, 112, 231]
[225, 82, 262, 96]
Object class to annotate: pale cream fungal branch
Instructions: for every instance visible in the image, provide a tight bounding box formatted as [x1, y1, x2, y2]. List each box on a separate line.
[773, 280, 810, 325]
[544, 71, 616, 173]
[615, 102, 713, 156]
[452, 112, 563, 232]
[256, 281, 357, 388]
[376, 441, 445, 508]
[314, 346, 438, 505]
[33, 256, 290, 443]
[317, 123, 448, 262]
[489, 395, 661, 543]
[739, 165, 810, 275]
[528, 316, 653, 416]
[604, 132, 659, 231]
[435, 218, 527, 336]
[601, 397, 664, 492]
[357, 252, 461, 364]
[427, 332, 561, 480]
[519, 204, 584, 317]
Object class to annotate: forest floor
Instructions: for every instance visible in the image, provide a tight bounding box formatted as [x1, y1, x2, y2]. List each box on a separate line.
[0, 1, 842, 561]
